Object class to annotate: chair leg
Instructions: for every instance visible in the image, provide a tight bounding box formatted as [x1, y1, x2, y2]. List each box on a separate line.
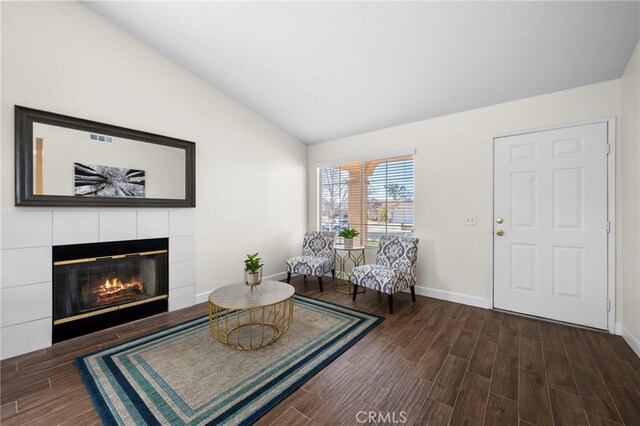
[317, 276, 323, 292]
[331, 269, 335, 282]
[352, 284, 359, 301]
[410, 285, 416, 302]
[303, 275, 307, 280]
[286, 272, 291, 284]
[388, 294, 394, 314]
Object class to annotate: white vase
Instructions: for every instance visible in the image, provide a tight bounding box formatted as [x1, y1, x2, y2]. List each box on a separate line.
[343, 238, 353, 248]
[244, 267, 262, 286]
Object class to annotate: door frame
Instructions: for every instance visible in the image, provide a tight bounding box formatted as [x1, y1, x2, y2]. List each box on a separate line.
[488, 117, 617, 333]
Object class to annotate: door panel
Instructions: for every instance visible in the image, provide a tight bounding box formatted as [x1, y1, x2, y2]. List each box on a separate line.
[494, 122, 608, 329]
[511, 172, 537, 228]
[553, 168, 583, 229]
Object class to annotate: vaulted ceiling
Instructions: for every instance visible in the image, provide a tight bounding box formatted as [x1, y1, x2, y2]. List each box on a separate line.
[86, 1, 639, 144]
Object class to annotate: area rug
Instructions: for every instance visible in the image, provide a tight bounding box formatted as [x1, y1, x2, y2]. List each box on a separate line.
[76, 294, 383, 425]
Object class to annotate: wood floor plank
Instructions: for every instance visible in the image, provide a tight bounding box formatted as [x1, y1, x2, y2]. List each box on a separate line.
[607, 336, 640, 369]
[520, 335, 545, 374]
[483, 393, 518, 426]
[435, 316, 465, 347]
[410, 398, 452, 426]
[428, 355, 469, 407]
[1, 350, 77, 384]
[391, 320, 428, 348]
[380, 305, 424, 337]
[0, 362, 17, 377]
[451, 327, 480, 360]
[28, 397, 94, 426]
[544, 350, 578, 395]
[463, 307, 487, 332]
[2, 387, 90, 426]
[363, 359, 417, 407]
[306, 376, 371, 423]
[468, 335, 497, 378]
[587, 343, 636, 390]
[15, 372, 84, 413]
[607, 383, 640, 425]
[57, 408, 104, 426]
[414, 341, 451, 382]
[1, 349, 47, 369]
[586, 413, 624, 426]
[572, 364, 623, 423]
[254, 388, 309, 426]
[0, 378, 51, 405]
[271, 408, 310, 426]
[502, 314, 520, 331]
[560, 326, 596, 370]
[520, 318, 541, 340]
[480, 314, 502, 343]
[449, 372, 490, 426]
[549, 388, 588, 426]
[491, 351, 519, 401]
[336, 402, 375, 426]
[0, 402, 17, 421]
[497, 326, 520, 358]
[378, 374, 432, 417]
[539, 322, 566, 354]
[402, 328, 437, 363]
[423, 302, 456, 332]
[618, 358, 640, 394]
[518, 368, 552, 426]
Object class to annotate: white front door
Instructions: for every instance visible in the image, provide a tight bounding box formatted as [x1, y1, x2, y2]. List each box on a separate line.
[493, 122, 609, 329]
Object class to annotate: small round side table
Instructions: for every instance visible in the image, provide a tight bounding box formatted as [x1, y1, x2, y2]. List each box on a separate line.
[333, 244, 366, 295]
[208, 281, 294, 350]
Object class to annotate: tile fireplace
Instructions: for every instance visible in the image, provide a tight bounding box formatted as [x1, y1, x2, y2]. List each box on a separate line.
[52, 238, 169, 342]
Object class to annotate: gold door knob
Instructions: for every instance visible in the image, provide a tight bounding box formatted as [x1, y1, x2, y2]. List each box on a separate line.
[496, 217, 504, 224]
[496, 229, 504, 236]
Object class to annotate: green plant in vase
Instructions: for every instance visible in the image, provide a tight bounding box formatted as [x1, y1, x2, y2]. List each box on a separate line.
[244, 253, 264, 286]
[338, 227, 360, 248]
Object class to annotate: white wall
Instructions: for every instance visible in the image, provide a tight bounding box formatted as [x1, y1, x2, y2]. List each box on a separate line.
[0, 1, 306, 357]
[308, 80, 621, 311]
[620, 41, 640, 352]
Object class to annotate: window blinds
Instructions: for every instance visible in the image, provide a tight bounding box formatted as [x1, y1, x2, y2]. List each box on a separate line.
[319, 155, 414, 246]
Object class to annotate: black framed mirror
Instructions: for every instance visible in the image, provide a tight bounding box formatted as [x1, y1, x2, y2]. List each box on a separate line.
[15, 106, 195, 207]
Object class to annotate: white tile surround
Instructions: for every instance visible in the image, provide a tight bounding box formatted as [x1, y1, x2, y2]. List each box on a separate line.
[0, 209, 196, 360]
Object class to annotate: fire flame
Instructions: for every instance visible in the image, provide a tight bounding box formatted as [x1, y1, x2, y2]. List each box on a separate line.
[95, 277, 144, 301]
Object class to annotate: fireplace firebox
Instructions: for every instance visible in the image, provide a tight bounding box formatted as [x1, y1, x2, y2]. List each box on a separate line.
[52, 238, 169, 343]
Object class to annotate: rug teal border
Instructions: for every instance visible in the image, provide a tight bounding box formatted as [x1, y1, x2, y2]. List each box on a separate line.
[76, 294, 384, 426]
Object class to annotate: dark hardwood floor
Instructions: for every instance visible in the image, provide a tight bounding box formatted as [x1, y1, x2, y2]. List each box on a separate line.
[1, 275, 639, 425]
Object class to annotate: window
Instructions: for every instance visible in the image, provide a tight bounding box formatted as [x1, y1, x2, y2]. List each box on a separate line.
[319, 154, 414, 246]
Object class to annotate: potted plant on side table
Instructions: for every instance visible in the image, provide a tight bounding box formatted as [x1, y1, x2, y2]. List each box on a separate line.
[244, 253, 264, 293]
[339, 227, 360, 248]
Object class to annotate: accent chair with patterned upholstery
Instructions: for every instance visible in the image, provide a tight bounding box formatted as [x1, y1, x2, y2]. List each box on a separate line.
[352, 235, 419, 314]
[286, 231, 336, 292]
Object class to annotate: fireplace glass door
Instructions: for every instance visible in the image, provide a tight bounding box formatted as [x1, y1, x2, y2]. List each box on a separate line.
[54, 253, 167, 322]
[52, 238, 169, 342]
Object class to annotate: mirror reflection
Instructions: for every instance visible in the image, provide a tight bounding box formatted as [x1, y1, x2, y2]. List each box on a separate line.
[32, 123, 186, 200]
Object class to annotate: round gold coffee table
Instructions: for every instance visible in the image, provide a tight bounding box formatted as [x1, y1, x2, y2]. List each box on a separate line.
[208, 281, 295, 350]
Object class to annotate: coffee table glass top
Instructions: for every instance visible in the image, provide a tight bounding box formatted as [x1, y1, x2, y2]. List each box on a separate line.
[208, 280, 294, 309]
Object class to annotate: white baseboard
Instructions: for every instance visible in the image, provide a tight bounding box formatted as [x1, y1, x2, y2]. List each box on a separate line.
[195, 291, 209, 304]
[197, 279, 491, 310]
[615, 322, 623, 335]
[412, 285, 492, 309]
[617, 322, 640, 358]
[195, 271, 289, 304]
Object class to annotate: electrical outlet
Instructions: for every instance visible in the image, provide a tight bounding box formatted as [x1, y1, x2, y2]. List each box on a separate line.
[465, 216, 476, 225]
